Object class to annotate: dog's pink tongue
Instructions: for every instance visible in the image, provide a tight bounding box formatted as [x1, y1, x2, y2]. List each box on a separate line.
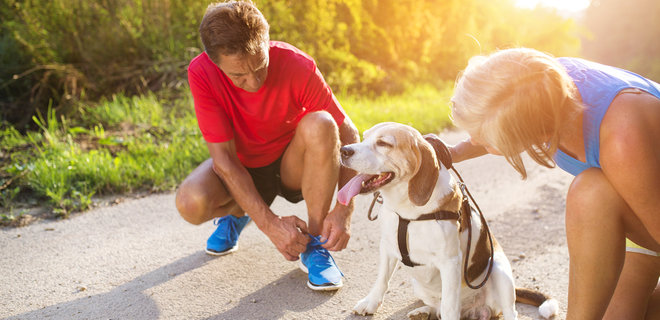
[337, 174, 371, 205]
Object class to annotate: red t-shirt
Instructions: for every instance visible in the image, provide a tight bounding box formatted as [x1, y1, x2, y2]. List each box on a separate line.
[188, 41, 347, 168]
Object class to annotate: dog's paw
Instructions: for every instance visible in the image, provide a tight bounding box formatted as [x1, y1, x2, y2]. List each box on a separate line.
[352, 296, 381, 315]
[407, 306, 433, 320]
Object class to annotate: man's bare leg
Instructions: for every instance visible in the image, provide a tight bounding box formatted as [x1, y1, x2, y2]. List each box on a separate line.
[280, 111, 340, 236]
[175, 158, 243, 225]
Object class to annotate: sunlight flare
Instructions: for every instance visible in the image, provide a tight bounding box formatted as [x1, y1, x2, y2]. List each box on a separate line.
[515, 0, 591, 12]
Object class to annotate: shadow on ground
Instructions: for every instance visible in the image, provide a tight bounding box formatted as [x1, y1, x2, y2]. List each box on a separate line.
[204, 269, 340, 319]
[7, 252, 212, 320]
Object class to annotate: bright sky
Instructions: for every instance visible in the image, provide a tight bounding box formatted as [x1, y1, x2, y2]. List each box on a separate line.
[515, 0, 591, 12]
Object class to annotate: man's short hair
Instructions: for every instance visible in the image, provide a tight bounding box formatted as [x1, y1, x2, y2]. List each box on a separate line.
[199, 1, 270, 64]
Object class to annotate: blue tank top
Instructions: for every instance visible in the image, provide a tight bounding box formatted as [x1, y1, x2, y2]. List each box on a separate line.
[553, 58, 660, 176]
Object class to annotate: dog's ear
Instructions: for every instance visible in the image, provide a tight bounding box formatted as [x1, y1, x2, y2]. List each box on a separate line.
[423, 133, 452, 170]
[408, 139, 439, 206]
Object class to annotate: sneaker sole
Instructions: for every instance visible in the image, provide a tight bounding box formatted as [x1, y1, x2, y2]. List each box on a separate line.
[298, 260, 343, 291]
[205, 245, 238, 256]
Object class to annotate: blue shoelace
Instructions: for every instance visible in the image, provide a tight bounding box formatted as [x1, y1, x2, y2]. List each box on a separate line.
[307, 234, 327, 247]
[212, 217, 239, 242]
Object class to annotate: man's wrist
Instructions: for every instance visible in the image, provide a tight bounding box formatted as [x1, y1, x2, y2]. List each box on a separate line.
[252, 209, 278, 234]
[334, 201, 353, 215]
[331, 202, 353, 227]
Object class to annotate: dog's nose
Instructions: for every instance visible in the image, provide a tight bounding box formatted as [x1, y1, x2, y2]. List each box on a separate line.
[340, 146, 354, 159]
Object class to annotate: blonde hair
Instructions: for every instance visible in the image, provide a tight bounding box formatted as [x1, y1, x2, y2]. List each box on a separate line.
[450, 48, 583, 179]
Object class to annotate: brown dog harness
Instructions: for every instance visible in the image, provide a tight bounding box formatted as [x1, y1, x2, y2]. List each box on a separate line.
[395, 200, 465, 268]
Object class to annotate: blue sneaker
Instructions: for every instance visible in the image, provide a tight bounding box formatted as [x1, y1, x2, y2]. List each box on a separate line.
[205, 215, 251, 256]
[299, 235, 344, 291]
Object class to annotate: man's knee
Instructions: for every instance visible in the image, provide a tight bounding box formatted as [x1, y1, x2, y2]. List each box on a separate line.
[298, 111, 339, 144]
[175, 185, 208, 225]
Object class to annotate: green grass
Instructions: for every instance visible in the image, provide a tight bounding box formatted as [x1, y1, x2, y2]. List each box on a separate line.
[0, 83, 455, 224]
[0, 90, 208, 221]
[340, 83, 455, 135]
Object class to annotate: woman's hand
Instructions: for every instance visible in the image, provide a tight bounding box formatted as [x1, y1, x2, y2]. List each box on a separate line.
[450, 138, 489, 163]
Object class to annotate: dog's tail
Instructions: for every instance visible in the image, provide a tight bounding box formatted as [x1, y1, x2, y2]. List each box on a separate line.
[515, 288, 559, 319]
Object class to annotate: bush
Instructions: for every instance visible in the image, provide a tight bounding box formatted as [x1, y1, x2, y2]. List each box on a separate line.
[1, 0, 203, 127]
[1, 0, 582, 127]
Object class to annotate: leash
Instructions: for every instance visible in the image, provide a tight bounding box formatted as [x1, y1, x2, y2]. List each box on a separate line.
[429, 133, 494, 289]
[365, 135, 495, 289]
[454, 171, 494, 289]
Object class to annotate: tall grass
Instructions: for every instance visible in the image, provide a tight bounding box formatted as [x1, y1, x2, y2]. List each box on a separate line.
[1, 89, 208, 220]
[0, 84, 455, 224]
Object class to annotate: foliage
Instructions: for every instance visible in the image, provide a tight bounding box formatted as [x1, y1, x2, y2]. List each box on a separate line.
[0, 0, 588, 221]
[1, 0, 202, 127]
[259, 0, 583, 92]
[0, 84, 454, 220]
[1, 0, 583, 126]
[0, 89, 208, 218]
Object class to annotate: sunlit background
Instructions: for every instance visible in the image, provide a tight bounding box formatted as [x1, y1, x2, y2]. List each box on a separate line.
[515, 0, 591, 13]
[1, 0, 659, 126]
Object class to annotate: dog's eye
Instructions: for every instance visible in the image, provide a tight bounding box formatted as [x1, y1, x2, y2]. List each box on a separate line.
[376, 140, 392, 148]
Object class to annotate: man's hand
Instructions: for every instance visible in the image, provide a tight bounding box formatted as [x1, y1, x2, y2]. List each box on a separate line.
[320, 205, 351, 251]
[264, 215, 310, 261]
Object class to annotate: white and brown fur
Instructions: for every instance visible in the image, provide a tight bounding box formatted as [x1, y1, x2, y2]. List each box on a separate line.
[341, 122, 558, 320]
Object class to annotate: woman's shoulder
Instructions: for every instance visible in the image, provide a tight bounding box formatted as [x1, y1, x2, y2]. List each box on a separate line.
[600, 91, 660, 162]
[606, 90, 660, 129]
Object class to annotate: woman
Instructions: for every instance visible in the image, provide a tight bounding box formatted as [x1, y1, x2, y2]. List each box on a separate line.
[449, 48, 660, 319]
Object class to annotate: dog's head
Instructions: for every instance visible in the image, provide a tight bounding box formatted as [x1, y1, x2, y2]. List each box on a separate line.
[338, 122, 446, 206]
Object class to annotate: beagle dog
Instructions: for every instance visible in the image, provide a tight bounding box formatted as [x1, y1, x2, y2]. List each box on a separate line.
[338, 122, 558, 320]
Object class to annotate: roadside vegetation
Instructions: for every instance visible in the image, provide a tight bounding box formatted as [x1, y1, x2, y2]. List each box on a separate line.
[1, 0, 582, 127]
[3, 0, 655, 226]
[0, 90, 207, 224]
[0, 84, 454, 226]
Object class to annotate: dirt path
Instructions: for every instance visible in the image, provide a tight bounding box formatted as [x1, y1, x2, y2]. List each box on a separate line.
[0, 130, 574, 320]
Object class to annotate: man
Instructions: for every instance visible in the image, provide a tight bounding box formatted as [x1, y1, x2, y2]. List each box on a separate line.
[175, 1, 359, 291]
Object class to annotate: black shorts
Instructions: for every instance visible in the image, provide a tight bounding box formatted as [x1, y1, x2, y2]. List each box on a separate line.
[246, 156, 304, 206]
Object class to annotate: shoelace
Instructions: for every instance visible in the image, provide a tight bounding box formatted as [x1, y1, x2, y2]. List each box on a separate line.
[212, 217, 239, 242]
[307, 234, 328, 247]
